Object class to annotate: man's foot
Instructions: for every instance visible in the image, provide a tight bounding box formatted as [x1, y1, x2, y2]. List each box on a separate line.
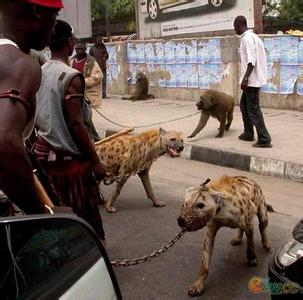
[238, 133, 254, 141]
[252, 142, 272, 148]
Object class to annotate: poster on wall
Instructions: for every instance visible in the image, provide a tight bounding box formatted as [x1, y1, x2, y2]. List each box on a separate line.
[137, 0, 255, 39]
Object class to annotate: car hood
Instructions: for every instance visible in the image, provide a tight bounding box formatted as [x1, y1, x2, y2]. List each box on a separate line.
[293, 219, 303, 243]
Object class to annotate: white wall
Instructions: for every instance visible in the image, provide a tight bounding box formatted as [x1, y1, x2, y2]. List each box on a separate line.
[59, 0, 92, 38]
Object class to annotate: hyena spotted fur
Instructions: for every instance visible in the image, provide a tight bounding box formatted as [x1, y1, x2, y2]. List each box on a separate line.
[178, 175, 273, 297]
[96, 128, 184, 213]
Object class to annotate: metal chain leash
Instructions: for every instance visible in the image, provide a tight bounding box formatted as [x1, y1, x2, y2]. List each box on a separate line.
[111, 230, 185, 267]
[94, 107, 199, 129]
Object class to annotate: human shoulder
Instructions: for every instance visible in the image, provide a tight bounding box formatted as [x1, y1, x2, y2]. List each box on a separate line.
[242, 31, 256, 46]
[66, 72, 85, 95]
[16, 50, 41, 77]
[5, 49, 41, 94]
[87, 54, 96, 62]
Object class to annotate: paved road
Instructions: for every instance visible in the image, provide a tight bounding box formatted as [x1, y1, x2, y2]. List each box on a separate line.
[100, 157, 303, 300]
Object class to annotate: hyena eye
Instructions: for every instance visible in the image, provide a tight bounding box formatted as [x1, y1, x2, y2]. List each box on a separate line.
[170, 138, 176, 141]
[196, 203, 205, 209]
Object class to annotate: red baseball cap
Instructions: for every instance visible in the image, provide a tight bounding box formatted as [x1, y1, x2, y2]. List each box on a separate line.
[18, 0, 64, 8]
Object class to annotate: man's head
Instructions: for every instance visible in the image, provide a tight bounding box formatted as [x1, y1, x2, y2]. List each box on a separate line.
[0, 0, 63, 51]
[234, 15, 248, 35]
[49, 20, 75, 56]
[75, 40, 87, 59]
[96, 36, 103, 45]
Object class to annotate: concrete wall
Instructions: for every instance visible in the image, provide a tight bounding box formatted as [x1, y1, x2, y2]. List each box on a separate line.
[106, 34, 303, 111]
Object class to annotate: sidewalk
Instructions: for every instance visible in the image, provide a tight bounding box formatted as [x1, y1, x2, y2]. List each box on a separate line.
[92, 95, 303, 183]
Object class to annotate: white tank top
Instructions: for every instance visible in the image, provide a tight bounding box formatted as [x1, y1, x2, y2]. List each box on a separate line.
[0, 38, 35, 140]
[0, 38, 18, 48]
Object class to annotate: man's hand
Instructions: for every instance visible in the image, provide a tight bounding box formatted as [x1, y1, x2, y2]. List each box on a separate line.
[91, 161, 107, 182]
[241, 76, 248, 90]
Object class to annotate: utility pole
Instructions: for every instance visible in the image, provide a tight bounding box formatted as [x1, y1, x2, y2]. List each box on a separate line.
[105, 0, 110, 39]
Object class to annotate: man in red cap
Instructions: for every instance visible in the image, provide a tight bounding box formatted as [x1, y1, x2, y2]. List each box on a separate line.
[0, 0, 63, 215]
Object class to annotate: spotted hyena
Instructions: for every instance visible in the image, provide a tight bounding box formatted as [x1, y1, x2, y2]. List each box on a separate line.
[96, 128, 184, 213]
[177, 175, 272, 297]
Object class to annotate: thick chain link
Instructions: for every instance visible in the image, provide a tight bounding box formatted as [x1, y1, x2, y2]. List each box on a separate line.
[94, 107, 199, 129]
[111, 230, 185, 267]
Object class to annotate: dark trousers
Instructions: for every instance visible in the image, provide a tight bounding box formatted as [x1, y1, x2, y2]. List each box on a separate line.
[240, 87, 271, 144]
[102, 70, 107, 98]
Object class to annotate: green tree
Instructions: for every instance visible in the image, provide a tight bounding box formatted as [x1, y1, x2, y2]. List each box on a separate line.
[263, 0, 303, 32]
[278, 0, 303, 28]
[92, 0, 135, 33]
[92, 0, 135, 22]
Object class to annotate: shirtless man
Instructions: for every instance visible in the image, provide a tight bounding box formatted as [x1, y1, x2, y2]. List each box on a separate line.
[0, 0, 63, 214]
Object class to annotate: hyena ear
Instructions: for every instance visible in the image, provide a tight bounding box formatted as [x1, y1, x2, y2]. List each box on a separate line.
[209, 189, 225, 209]
[159, 127, 166, 136]
[200, 178, 211, 191]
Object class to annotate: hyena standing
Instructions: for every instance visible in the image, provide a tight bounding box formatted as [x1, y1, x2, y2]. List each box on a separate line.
[177, 175, 272, 297]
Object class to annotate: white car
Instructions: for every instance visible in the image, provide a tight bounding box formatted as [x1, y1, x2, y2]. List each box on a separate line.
[141, 0, 236, 20]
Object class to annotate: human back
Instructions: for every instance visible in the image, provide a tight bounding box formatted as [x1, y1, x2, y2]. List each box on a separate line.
[240, 30, 267, 88]
[0, 0, 62, 214]
[36, 60, 82, 155]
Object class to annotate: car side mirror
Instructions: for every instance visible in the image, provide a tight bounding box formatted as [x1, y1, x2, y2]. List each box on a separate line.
[0, 214, 121, 300]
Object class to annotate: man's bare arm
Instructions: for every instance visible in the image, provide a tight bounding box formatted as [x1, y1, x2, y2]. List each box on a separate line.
[0, 55, 48, 213]
[64, 74, 106, 180]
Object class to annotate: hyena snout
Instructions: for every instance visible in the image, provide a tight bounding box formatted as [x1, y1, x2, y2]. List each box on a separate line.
[177, 211, 206, 232]
[177, 216, 186, 228]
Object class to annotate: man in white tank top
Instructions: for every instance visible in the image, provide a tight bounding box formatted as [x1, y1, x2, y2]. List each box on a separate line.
[0, 0, 63, 215]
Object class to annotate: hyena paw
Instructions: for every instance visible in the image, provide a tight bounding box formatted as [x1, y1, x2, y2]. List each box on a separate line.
[106, 206, 117, 213]
[188, 281, 204, 297]
[153, 201, 166, 208]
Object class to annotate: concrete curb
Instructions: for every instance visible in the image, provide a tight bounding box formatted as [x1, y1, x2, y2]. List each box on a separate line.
[100, 129, 303, 184]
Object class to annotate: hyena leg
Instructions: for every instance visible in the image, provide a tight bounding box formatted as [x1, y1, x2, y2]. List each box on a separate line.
[138, 168, 165, 207]
[245, 225, 257, 266]
[225, 109, 233, 131]
[106, 176, 129, 213]
[230, 229, 244, 245]
[258, 204, 271, 252]
[188, 225, 219, 297]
